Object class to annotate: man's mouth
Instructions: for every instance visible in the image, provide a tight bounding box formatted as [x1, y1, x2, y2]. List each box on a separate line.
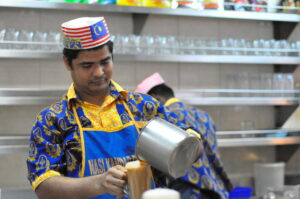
[89, 78, 107, 85]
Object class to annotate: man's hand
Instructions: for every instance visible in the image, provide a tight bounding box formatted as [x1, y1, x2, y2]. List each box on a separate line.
[99, 165, 128, 197]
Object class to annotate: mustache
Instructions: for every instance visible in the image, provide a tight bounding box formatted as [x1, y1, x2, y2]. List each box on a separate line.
[89, 77, 107, 83]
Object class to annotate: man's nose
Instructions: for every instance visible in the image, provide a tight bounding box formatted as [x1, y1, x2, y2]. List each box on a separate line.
[93, 64, 104, 76]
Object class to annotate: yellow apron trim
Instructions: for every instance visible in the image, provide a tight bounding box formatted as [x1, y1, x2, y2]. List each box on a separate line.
[164, 97, 180, 107]
[72, 105, 86, 178]
[32, 170, 61, 191]
[186, 128, 202, 140]
[135, 121, 148, 129]
[83, 121, 135, 132]
[121, 100, 141, 135]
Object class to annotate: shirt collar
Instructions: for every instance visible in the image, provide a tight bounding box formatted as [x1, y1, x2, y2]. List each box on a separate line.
[164, 97, 180, 106]
[66, 80, 128, 108]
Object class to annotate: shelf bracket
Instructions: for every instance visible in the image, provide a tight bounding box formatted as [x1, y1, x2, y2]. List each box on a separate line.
[275, 144, 300, 163]
[273, 21, 298, 40]
[132, 13, 149, 35]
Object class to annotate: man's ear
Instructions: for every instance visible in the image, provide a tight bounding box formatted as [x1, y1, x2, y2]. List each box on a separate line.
[63, 55, 72, 71]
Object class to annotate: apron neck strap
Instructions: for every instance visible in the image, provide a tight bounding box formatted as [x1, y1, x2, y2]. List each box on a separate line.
[121, 98, 141, 134]
[72, 103, 83, 130]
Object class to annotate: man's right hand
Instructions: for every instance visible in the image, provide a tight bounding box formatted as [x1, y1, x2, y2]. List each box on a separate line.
[99, 165, 128, 197]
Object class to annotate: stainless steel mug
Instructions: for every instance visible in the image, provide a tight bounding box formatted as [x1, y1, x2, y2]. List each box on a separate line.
[135, 117, 201, 178]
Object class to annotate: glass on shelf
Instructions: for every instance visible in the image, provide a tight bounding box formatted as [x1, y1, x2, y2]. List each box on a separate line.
[1, 30, 296, 58]
[270, 39, 281, 56]
[128, 34, 141, 54]
[0, 28, 6, 49]
[120, 35, 129, 54]
[140, 35, 155, 55]
[3, 28, 19, 49]
[31, 31, 48, 51]
[194, 39, 207, 55]
[46, 31, 61, 51]
[16, 30, 34, 50]
[206, 39, 219, 55]
[260, 73, 273, 96]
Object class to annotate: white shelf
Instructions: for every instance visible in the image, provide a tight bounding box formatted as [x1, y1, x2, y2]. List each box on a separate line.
[0, 136, 29, 154]
[218, 136, 300, 147]
[217, 129, 300, 147]
[0, 88, 299, 106]
[179, 97, 300, 106]
[1, 130, 299, 153]
[0, 50, 60, 59]
[0, 50, 299, 64]
[0, 0, 299, 22]
[0, 88, 65, 106]
[177, 89, 300, 106]
[117, 54, 300, 64]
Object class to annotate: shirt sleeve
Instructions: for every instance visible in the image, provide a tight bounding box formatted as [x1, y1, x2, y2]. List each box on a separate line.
[26, 110, 65, 190]
[156, 103, 202, 136]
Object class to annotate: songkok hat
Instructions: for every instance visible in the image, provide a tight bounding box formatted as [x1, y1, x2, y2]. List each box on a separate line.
[135, 72, 165, 94]
[61, 17, 110, 49]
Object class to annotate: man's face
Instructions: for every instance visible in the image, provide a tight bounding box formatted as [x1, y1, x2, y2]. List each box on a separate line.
[64, 45, 113, 97]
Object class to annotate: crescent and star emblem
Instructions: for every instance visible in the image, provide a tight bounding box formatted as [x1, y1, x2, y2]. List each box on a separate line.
[94, 25, 103, 35]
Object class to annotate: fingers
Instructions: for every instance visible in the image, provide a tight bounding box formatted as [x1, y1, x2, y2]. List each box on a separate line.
[111, 165, 128, 180]
[102, 166, 128, 197]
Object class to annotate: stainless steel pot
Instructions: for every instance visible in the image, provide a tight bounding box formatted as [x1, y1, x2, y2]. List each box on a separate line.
[135, 118, 201, 178]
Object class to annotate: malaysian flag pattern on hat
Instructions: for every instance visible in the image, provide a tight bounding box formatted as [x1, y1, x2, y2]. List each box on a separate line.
[61, 17, 110, 49]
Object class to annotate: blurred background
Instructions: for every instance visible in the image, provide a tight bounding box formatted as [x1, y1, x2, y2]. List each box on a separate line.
[0, 0, 300, 198]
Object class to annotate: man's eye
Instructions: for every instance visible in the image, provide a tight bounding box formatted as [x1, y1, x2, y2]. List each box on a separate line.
[82, 64, 92, 68]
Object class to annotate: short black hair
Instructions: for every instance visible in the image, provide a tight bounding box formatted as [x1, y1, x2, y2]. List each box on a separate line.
[63, 40, 114, 68]
[148, 84, 175, 99]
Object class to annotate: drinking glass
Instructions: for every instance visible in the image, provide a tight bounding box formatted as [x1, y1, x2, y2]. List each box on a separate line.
[270, 40, 281, 56]
[252, 40, 262, 56]
[194, 39, 207, 55]
[120, 35, 129, 54]
[263, 40, 271, 56]
[206, 39, 218, 55]
[159, 36, 170, 55]
[3, 28, 19, 49]
[226, 38, 236, 55]
[179, 38, 194, 55]
[125, 161, 152, 199]
[46, 31, 60, 51]
[249, 72, 260, 96]
[128, 35, 140, 54]
[220, 39, 230, 55]
[260, 73, 273, 96]
[140, 35, 155, 55]
[0, 28, 6, 49]
[166, 36, 177, 55]
[17, 30, 34, 50]
[31, 31, 47, 50]
[279, 40, 290, 56]
[112, 34, 122, 54]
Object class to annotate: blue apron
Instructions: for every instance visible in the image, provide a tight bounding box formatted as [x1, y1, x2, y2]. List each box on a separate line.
[73, 100, 140, 199]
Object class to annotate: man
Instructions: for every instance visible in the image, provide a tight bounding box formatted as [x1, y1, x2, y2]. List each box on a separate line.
[136, 73, 233, 199]
[26, 17, 202, 199]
